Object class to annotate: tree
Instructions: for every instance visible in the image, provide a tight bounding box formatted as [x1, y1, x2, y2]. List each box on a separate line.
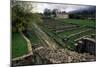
[52, 9, 58, 17]
[11, 1, 42, 32]
[43, 8, 51, 17]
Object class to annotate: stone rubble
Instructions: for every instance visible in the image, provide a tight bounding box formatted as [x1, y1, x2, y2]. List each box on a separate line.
[34, 46, 95, 63]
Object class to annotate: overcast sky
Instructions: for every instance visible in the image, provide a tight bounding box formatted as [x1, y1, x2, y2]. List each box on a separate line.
[17, 0, 96, 5]
[32, 2, 94, 13]
[16, 0, 96, 13]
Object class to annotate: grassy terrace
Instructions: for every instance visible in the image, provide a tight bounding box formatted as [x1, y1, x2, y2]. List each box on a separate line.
[12, 33, 28, 58]
[57, 27, 89, 38]
[40, 25, 66, 48]
[41, 18, 96, 50]
[67, 29, 95, 40]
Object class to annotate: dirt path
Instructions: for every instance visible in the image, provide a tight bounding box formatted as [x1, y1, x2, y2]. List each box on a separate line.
[33, 23, 58, 50]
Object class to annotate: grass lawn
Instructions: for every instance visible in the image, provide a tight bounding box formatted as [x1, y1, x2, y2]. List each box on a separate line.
[12, 32, 28, 58]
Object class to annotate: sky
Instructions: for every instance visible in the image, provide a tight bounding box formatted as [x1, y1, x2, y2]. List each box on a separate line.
[31, 2, 94, 13]
[17, 0, 96, 5]
[16, 0, 96, 13]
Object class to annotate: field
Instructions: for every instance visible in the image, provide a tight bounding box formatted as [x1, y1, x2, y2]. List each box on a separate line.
[62, 19, 96, 28]
[12, 33, 28, 58]
[41, 18, 96, 50]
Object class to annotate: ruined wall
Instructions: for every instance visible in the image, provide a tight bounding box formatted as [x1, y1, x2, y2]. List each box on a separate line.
[76, 38, 96, 55]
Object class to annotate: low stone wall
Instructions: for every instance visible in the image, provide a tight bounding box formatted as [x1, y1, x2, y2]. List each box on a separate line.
[12, 53, 32, 61]
[21, 32, 33, 55]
